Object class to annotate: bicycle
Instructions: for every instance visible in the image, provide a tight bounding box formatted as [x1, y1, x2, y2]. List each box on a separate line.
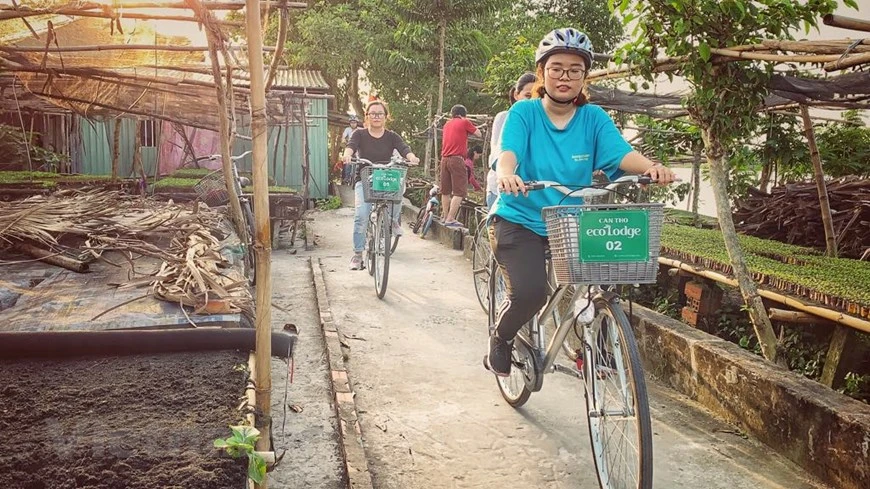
[486, 175, 667, 489]
[193, 151, 256, 285]
[411, 184, 440, 239]
[356, 156, 409, 299]
[471, 205, 493, 313]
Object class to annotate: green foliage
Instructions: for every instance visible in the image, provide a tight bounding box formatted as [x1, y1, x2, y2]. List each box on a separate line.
[840, 372, 870, 402]
[610, 0, 840, 148]
[214, 425, 268, 483]
[316, 195, 343, 210]
[153, 177, 201, 189]
[814, 110, 870, 178]
[661, 224, 870, 308]
[484, 0, 623, 104]
[0, 124, 69, 172]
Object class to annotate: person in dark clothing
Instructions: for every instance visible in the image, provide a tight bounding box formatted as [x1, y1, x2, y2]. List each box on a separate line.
[341, 100, 419, 270]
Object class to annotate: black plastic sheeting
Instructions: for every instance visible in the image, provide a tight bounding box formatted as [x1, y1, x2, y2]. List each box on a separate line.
[767, 72, 870, 109]
[0, 328, 296, 359]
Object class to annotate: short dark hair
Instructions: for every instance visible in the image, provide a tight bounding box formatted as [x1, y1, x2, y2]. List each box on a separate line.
[451, 104, 467, 117]
[467, 145, 482, 158]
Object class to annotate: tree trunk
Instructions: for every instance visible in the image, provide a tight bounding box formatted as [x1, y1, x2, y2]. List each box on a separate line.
[111, 119, 121, 181]
[423, 93, 433, 176]
[701, 127, 780, 363]
[347, 64, 365, 117]
[691, 143, 702, 226]
[758, 158, 773, 194]
[245, 0, 273, 467]
[435, 17, 446, 179]
[800, 105, 838, 258]
[133, 119, 145, 194]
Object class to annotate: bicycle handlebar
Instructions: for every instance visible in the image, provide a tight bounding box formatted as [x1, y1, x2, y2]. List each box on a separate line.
[351, 156, 411, 167]
[524, 175, 662, 198]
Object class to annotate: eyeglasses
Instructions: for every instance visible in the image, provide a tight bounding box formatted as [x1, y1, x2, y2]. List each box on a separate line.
[546, 67, 587, 80]
[367, 112, 386, 119]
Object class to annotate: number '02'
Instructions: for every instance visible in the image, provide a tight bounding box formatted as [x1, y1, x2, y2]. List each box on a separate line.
[606, 241, 623, 251]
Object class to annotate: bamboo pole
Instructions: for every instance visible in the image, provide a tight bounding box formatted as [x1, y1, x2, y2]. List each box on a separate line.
[111, 118, 121, 181]
[0, 45, 280, 53]
[800, 105, 838, 258]
[824, 52, 870, 72]
[14, 242, 89, 272]
[659, 257, 870, 334]
[820, 326, 850, 387]
[245, 0, 273, 477]
[0, 8, 243, 25]
[768, 308, 828, 324]
[0, 1, 307, 13]
[265, 0, 289, 91]
[823, 13, 870, 33]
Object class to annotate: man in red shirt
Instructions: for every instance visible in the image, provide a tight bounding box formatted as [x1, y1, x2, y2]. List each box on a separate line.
[440, 104, 481, 226]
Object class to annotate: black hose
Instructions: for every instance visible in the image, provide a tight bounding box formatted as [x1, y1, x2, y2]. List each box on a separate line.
[0, 328, 296, 360]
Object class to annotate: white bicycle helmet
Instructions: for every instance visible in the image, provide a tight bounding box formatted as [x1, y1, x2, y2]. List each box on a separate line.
[535, 28, 594, 69]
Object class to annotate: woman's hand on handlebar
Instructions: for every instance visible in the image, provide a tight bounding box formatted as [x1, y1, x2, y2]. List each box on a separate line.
[643, 164, 676, 184]
[406, 154, 420, 165]
[497, 174, 527, 197]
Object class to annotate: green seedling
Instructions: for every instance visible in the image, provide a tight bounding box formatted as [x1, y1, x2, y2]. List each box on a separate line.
[214, 425, 267, 483]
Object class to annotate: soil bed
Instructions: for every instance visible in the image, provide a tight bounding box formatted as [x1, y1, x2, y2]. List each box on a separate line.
[0, 350, 248, 489]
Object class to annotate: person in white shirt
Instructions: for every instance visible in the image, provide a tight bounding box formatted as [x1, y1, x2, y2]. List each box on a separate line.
[486, 72, 536, 208]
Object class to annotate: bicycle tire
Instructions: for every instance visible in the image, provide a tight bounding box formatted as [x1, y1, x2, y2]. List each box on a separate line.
[420, 212, 434, 239]
[373, 207, 391, 299]
[411, 207, 426, 234]
[496, 336, 534, 407]
[365, 217, 375, 276]
[585, 297, 653, 489]
[390, 235, 400, 255]
[242, 201, 257, 286]
[471, 223, 491, 314]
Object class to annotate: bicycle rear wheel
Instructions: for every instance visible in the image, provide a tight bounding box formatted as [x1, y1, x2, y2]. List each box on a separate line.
[472, 223, 491, 314]
[242, 201, 257, 286]
[584, 296, 653, 489]
[373, 207, 392, 299]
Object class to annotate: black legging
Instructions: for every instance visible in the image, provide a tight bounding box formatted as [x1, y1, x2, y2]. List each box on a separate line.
[489, 216, 549, 341]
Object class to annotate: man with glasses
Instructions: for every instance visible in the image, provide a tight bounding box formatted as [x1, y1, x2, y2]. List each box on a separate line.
[341, 100, 420, 270]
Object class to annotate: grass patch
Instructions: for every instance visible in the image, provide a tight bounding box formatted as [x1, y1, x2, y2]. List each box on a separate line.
[169, 168, 213, 179]
[0, 171, 61, 183]
[153, 177, 201, 189]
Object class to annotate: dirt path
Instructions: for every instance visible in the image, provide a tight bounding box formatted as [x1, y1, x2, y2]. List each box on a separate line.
[298, 206, 828, 489]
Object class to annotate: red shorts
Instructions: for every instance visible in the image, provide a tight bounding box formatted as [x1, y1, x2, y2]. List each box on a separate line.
[439, 155, 468, 198]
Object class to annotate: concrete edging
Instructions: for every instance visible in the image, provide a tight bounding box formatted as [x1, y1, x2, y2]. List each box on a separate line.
[401, 203, 467, 250]
[310, 257, 374, 489]
[628, 305, 870, 489]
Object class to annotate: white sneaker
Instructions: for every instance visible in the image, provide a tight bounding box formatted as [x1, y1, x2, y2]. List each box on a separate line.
[349, 254, 363, 270]
[392, 222, 404, 237]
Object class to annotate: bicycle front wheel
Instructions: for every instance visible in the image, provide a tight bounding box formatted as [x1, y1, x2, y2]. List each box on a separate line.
[584, 296, 653, 489]
[472, 223, 492, 314]
[373, 207, 392, 299]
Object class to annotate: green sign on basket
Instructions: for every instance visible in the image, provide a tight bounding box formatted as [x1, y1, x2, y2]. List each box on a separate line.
[578, 209, 649, 263]
[371, 169, 403, 192]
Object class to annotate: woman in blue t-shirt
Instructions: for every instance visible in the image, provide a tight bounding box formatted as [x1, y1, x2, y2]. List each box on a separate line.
[484, 28, 676, 377]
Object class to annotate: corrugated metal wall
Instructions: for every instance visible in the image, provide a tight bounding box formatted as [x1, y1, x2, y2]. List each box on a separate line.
[232, 98, 329, 199]
[72, 98, 327, 199]
[71, 118, 158, 177]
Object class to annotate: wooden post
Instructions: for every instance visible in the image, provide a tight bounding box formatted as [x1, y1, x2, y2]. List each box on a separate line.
[800, 105, 838, 258]
[111, 119, 121, 181]
[423, 94, 433, 176]
[133, 119, 145, 194]
[301, 93, 310, 207]
[245, 0, 273, 476]
[820, 326, 850, 387]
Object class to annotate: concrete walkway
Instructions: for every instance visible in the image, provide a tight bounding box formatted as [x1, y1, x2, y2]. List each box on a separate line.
[290, 206, 829, 489]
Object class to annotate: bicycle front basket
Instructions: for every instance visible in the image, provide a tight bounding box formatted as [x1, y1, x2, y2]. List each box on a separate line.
[542, 203, 665, 285]
[360, 166, 407, 203]
[193, 171, 230, 207]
